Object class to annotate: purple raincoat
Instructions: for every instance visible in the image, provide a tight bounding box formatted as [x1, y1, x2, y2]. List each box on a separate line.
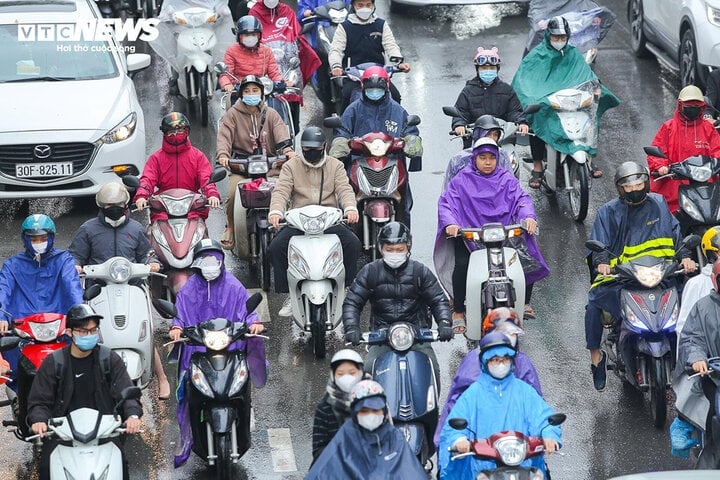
[434, 162, 549, 296]
[433, 350, 542, 448]
[171, 253, 267, 467]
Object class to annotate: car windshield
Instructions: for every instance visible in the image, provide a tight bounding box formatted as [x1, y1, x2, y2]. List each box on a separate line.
[0, 24, 118, 82]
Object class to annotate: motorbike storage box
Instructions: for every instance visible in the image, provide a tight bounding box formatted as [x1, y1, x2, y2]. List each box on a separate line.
[240, 181, 274, 208]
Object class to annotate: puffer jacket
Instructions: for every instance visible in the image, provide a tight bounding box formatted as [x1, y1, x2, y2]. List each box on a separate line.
[342, 258, 451, 332]
[451, 76, 527, 129]
[216, 101, 291, 159]
[218, 43, 282, 89]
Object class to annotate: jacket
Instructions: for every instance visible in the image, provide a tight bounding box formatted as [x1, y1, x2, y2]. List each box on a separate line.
[69, 213, 151, 266]
[678, 262, 714, 342]
[342, 258, 452, 332]
[216, 101, 291, 159]
[218, 43, 282, 89]
[27, 345, 142, 424]
[268, 153, 357, 217]
[452, 77, 527, 129]
[328, 13, 402, 69]
[337, 94, 419, 139]
[312, 389, 350, 461]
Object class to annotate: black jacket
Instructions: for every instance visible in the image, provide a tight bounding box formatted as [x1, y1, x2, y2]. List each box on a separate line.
[342, 259, 451, 332]
[452, 77, 527, 129]
[27, 345, 142, 425]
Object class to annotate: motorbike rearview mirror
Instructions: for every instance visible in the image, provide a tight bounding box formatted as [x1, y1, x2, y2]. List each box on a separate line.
[214, 62, 229, 75]
[83, 284, 102, 302]
[120, 386, 142, 401]
[448, 418, 468, 431]
[246, 292, 263, 314]
[208, 167, 228, 185]
[122, 175, 140, 190]
[442, 106, 461, 118]
[680, 234, 701, 252]
[643, 146, 666, 158]
[152, 299, 177, 319]
[301, 22, 314, 34]
[323, 116, 344, 129]
[0, 336, 20, 352]
[524, 104, 541, 115]
[584, 240, 607, 253]
[389, 56, 404, 64]
[547, 413, 567, 426]
[405, 115, 421, 127]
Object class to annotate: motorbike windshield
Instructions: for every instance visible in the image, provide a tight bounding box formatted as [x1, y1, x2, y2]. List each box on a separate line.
[546, 80, 600, 149]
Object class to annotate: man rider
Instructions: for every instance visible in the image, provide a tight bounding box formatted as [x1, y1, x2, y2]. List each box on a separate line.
[267, 126, 360, 317]
[27, 304, 142, 480]
[584, 162, 695, 392]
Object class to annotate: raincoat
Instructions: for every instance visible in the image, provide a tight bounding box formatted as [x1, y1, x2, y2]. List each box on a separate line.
[438, 371, 561, 478]
[646, 105, 720, 214]
[525, 2, 616, 54]
[442, 124, 512, 191]
[306, 418, 427, 479]
[171, 254, 266, 467]
[677, 263, 714, 345]
[511, 28, 619, 157]
[434, 162, 549, 297]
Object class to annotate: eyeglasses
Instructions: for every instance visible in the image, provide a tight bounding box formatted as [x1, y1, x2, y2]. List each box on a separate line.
[487, 356, 512, 366]
[474, 55, 500, 66]
[73, 327, 99, 336]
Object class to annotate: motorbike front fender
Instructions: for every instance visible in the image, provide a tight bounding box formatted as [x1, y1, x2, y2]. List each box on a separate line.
[114, 349, 144, 382]
[51, 441, 123, 480]
[395, 423, 426, 456]
[300, 279, 333, 305]
[567, 150, 589, 164]
[209, 406, 237, 434]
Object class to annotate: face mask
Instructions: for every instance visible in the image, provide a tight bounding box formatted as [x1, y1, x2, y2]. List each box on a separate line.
[357, 412, 384, 431]
[355, 7, 373, 20]
[335, 374, 361, 393]
[682, 106, 703, 120]
[74, 333, 99, 352]
[241, 36, 259, 48]
[243, 94, 262, 106]
[624, 189, 647, 205]
[105, 215, 126, 228]
[263, 0, 279, 8]
[382, 252, 407, 269]
[201, 264, 222, 281]
[364, 88, 385, 101]
[103, 206, 126, 221]
[478, 70, 497, 84]
[488, 362, 512, 379]
[33, 241, 48, 255]
[550, 40, 567, 51]
[303, 149, 324, 163]
[165, 131, 188, 146]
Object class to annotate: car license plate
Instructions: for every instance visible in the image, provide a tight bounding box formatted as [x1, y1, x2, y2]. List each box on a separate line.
[16, 162, 73, 178]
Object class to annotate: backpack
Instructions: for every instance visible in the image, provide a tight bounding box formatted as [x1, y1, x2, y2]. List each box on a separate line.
[52, 345, 113, 388]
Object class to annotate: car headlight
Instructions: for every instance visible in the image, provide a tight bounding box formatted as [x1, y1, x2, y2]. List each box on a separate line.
[161, 194, 195, 217]
[190, 363, 214, 398]
[322, 243, 343, 277]
[203, 330, 231, 351]
[364, 139, 392, 157]
[709, 5, 720, 27]
[289, 245, 310, 278]
[29, 319, 61, 342]
[109, 258, 131, 283]
[380, 166, 399, 196]
[388, 323, 414, 352]
[300, 212, 328, 234]
[687, 163, 713, 182]
[493, 436, 526, 466]
[248, 161, 269, 175]
[679, 191, 704, 222]
[228, 360, 249, 397]
[633, 263, 663, 288]
[97, 113, 137, 145]
[482, 226, 506, 243]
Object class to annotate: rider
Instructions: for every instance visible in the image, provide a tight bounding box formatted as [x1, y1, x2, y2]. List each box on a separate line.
[68, 183, 170, 401]
[27, 304, 142, 480]
[216, 75, 296, 250]
[438, 332, 561, 479]
[646, 85, 720, 214]
[584, 162, 696, 392]
[451, 47, 529, 148]
[328, 0, 410, 111]
[134, 113, 221, 220]
[306, 379, 427, 479]
[167, 239, 266, 467]
[0, 214, 83, 384]
[299, 0, 350, 48]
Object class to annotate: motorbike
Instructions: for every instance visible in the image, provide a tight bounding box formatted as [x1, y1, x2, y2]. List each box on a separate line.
[283, 204, 346, 359]
[586, 234, 700, 427]
[0, 311, 67, 439]
[122, 168, 227, 300]
[24, 386, 142, 480]
[447, 413, 567, 479]
[82, 257, 162, 388]
[363, 322, 439, 470]
[323, 114, 419, 259]
[331, 57, 405, 115]
[155, 293, 266, 480]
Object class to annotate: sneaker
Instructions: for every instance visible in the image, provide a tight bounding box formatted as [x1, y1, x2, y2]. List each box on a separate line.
[591, 350, 607, 391]
[278, 296, 292, 317]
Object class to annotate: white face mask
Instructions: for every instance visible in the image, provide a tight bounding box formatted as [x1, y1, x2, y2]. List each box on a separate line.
[242, 36, 259, 48]
[355, 7, 373, 20]
[357, 412, 384, 431]
[104, 215, 126, 228]
[264, 0, 279, 8]
[550, 40, 567, 51]
[33, 241, 49, 255]
[382, 252, 407, 269]
[335, 374, 361, 393]
[201, 265, 222, 281]
[488, 362, 512, 380]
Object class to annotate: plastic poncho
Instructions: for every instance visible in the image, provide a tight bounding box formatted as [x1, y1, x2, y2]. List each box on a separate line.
[434, 162, 550, 297]
[171, 253, 266, 467]
[511, 28, 620, 157]
[306, 418, 427, 479]
[677, 263, 714, 345]
[438, 371, 561, 478]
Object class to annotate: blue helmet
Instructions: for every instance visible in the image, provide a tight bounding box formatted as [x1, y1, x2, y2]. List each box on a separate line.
[21, 214, 56, 255]
[478, 331, 516, 367]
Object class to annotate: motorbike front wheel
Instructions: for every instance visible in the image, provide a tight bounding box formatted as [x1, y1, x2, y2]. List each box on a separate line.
[260, 229, 271, 292]
[649, 357, 667, 428]
[214, 432, 233, 480]
[567, 158, 589, 223]
[310, 303, 327, 359]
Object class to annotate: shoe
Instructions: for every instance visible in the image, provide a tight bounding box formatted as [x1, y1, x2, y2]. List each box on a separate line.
[278, 296, 292, 317]
[523, 304, 536, 319]
[157, 377, 171, 401]
[591, 350, 607, 391]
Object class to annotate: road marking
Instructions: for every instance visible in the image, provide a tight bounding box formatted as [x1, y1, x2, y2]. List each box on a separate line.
[267, 428, 298, 472]
[248, 288, 272, 323]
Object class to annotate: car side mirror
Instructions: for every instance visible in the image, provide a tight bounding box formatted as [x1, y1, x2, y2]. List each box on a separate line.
[214, 62, 229, 75]
[524, 104, 541, 115]
[246, 292, 263, 314]
[122, 175, 140, 190]
[547, 413, 567, 426]
[323, 116, 344, 129]
[406, 115, 421, 127]
[681, 234, 701, 251]
[0, 336, 20, 352]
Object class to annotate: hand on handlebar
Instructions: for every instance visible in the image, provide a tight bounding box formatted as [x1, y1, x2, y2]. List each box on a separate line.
[168, 327, 183, 341]
[523, 218, 538, 235]
[218, 155, 230, 168]
[31, 422, 48, 437]
[331, 67, 343, 77]
[693, 360, 709, 376]
[135, 198, 148, 211]
[223, 84, 234, 93]
[269, 213, 282, 230]
[544, 438, 559, 454]
[453, 437, 471, 454]
[208, 196, 221, 209]
[681, 257, 697, 274]
[517, 124, 530, 136]
[124, 417, 142, 435]
[345, 210, 359, 224]
[0, 320, 9, 334]
[657, 166, 669, 176]
[597, 264, 611, 276]
[445, 224, 461, 237]
[398, 63, 411, 72]
[248, 323, 265, 335]
[454, 126, 466, 137]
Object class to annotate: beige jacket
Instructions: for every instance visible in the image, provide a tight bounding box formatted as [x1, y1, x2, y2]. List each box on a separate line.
[216, 101, 291, 159]
[269, 154, 358, 217]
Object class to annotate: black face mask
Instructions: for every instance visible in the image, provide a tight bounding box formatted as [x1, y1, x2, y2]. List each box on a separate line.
[303, 148, 324, 163]
[103, 206, 126, 221]
[682, 106, 703, 120]
[624, 189, 647, 205]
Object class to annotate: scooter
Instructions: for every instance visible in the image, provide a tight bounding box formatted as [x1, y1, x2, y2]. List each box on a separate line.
[323, 114, 419, 259]
[284, 204, 346, 359]
[460, 223, 530, 342]
[447, 413, 566, 479]
[363, 322, 439, 470]
[586, 234, 700, 428]
[331, 57, 405, 115]
[24, 386, 142, 480]
[155, 293, 266, 480]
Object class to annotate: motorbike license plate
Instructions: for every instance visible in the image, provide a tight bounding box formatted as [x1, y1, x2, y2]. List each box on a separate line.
[16, 162, 73, 178]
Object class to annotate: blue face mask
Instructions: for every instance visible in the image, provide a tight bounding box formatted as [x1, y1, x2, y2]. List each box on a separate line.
[242, 94, 262, 106]
[364, 88, 385, 101]
[74, 333, 99, 352]
[478, 70, 497, 84]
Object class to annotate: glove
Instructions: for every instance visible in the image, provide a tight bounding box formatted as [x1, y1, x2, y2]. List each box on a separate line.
[329, 137, 351, 158]
[274, 81, 287, 93]
[438, 323, 454, 342]
[403, 135, 423, 158]
[345, 327, 361, 346]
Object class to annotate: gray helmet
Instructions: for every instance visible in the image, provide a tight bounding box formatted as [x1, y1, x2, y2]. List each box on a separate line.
[239, 75, 264, 98]
[300, 126, 326, 149]
[547, 16, 570, 37]
[193, 238, 224, 258]
[96, 182, 130, 208]
[614, 161, 650, 204]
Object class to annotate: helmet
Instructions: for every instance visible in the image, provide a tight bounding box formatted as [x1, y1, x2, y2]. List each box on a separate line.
[330, 349, 364, 372]
[360, 66, 390, 91]
[160, 112, 190, 133]
[478, 331, 516, 365]
[350, 379, 386, 410]
[473, 115, 504, 142]
[547, 16, 570, 37]
[377, 222, 412, 250]
[300, 126, 326, 149]
[96, 182, 130, 208]
[193, 238, 224, 258]
[678, 85, 704, 103]
[472, 137, 499, 158]
[614, 161, 650, 204]
[239, 75, 265, 98]
[702, 227, 720, 263]
[66, 304, 103, 329]
[235, 15, 262, 38]
[22, 213, 56, 236]
[482, 307, 522, 335]
[473, 47, 501, 67]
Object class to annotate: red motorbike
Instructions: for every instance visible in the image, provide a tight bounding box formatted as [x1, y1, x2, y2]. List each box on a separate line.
[0, 312, 68, 440]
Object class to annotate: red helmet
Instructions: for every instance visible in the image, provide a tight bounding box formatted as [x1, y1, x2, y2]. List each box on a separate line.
[361, 66, 390, 91]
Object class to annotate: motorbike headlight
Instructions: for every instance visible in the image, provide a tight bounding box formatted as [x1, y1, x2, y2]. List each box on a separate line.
[624, 304, 647, 330]
[633, 263, 663, 288]
[175, 8, 216, 27]
[363, 139, 392, 157]
[190, 363, 214, 398]
[318, 27, 330, 45]
[322, 243, 343, 277]
[300, 212, 328, 234]
[289, 245, 310, 278]
[388, 323, 414, 352]
[191, 222, 207, 247]
[161, 194, 194, 217]
[687, 164, 713, 182]
[203, 330, 231, 351]
[228, 360, 249, 397]
[97, 113, 137, 145]
[29, 319, 61, 342]
[328, 8, 347, 23]
[380, 167, 399, 196]
[663, 302, 679, 330]
[248, 161, 269, 175]
[109, 258, 131, 283]
[493, 436, 526, 466]
[679, 191, 704, 222]
[482, 226, 506, 243]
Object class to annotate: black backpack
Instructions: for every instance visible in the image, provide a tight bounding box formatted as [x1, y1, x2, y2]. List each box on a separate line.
[52, 345, 113, 388]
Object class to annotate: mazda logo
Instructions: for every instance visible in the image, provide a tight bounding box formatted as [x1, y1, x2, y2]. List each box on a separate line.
[33, 145, 51, 159]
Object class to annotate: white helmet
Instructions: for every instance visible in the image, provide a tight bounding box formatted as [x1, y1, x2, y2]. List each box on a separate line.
[96, 182, 130, 208]
[330, 349, 364, 372]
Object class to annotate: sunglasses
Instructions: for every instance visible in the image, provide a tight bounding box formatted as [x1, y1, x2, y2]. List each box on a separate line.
[475, 55, 500, 66]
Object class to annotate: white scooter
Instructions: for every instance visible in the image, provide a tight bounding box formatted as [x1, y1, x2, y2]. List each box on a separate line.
[82, 257, 160, 388]
[284, 205, 345, 359]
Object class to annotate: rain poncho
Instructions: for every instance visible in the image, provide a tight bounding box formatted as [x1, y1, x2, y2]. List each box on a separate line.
[442, 124, 512, 191]
[511, 28, 620, 157]
[171, 253, 266, 467]
[677, 263, 714, 345]
[438, 371, 561, 478]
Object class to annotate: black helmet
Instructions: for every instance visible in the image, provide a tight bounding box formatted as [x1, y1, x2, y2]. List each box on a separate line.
[160, 112, 190, 133]
[614, 161, 650, 205]
[473, 114, 504, 136]
[300, 126, 326, 149]
[377, 222, 412, 250]
[239, 75, 264, 98]
[235, 15, 262, 36]
[193, 238, 224, 258]
[66, 304, 103, 329]
[547, 16, 570, 37]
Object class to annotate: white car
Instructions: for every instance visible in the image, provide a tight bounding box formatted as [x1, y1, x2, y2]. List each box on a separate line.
[628, 0, 720, 88]
[0, 0, 150, 199]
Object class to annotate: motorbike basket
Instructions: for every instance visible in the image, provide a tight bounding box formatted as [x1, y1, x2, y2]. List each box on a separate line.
[240, 184, 273, 208]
